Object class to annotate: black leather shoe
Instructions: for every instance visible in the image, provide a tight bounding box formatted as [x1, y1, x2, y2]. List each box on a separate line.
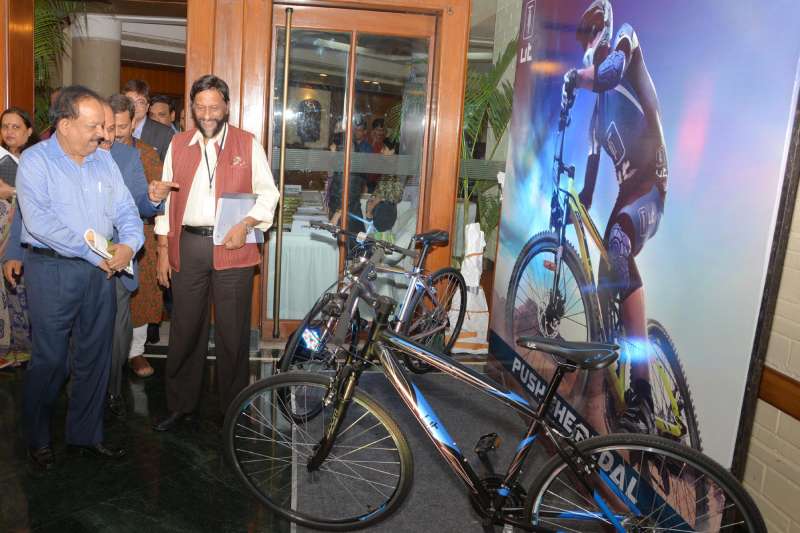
[28, 446, 55, 474]
[152, 411, 193, 432]
[146, 323, 160, 345]
[107, 394, 126, 419]
[67, 443, 126, 459]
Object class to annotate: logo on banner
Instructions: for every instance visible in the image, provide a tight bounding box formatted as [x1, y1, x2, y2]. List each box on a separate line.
[519, 0, 536, 64]
[523, 0, 536, 40]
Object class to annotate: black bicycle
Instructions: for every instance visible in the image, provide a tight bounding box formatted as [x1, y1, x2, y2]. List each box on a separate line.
[224, 290, 764, 531]
[278, 222, 467, 377]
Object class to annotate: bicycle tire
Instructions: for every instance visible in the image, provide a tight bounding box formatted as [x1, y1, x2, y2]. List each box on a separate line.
[403, 266, 468, 373]
[525, 433, 766, 532]
[603, 320, 702, 451]
[505, 231, 601, 404]
[224, 372, 414, 531]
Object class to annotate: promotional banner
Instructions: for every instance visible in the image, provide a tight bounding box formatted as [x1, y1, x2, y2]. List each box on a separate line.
[488, 0, 800, 466]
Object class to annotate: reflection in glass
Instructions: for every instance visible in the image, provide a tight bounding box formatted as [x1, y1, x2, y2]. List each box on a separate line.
[353, 34, 430, 300]
[268, 29, 351, 319]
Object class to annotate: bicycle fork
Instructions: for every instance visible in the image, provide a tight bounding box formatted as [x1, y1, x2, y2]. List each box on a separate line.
[306, 301, 388, 472]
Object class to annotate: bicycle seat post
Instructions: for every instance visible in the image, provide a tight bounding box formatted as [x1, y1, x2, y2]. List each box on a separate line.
[536, 365, 569, 419]
[415, 243, 431, 270]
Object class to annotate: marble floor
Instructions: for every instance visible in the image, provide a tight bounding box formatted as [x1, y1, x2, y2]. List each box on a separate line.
[0, 355, 542, 533]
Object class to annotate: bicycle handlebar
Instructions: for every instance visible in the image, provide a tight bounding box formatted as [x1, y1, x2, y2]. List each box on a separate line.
[310, 221, 420, 260]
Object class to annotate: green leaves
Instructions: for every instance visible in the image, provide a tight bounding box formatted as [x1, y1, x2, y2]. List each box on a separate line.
[461, 37, 517, 161]
[33, 0, 87, 130]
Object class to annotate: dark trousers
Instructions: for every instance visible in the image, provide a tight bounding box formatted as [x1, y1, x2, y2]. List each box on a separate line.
[166, 232, 253, 415]
[23, 250, 116, 448]
[109, 279, 132, 397]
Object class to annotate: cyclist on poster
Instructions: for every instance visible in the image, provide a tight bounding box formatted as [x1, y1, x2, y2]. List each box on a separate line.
[562, 0, 668, 433]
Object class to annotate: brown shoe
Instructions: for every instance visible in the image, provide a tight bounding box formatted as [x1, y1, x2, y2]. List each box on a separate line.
[129, 355, 154, 378]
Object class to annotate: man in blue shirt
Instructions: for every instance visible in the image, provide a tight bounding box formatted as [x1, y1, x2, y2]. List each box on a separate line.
[16, 86, 144, 473]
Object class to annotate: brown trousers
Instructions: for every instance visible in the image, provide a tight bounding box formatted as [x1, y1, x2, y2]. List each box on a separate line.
[165, 231, 254, 415]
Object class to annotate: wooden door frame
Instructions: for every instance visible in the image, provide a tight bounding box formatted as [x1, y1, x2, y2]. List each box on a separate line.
[0, 0, 34, 112]
[185, 0, 470, 337]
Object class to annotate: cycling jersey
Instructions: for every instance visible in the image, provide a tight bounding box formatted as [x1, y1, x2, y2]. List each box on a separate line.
[593, 23, 668, 207]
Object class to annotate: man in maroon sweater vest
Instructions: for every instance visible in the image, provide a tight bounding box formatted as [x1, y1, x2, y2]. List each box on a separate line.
[152, 75, 279, 431]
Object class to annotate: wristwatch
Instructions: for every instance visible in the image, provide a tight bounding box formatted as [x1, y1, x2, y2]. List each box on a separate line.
[243, 221, 255, 234]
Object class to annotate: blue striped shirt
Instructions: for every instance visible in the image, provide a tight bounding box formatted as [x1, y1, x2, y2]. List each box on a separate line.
[16, 136, 144, 266]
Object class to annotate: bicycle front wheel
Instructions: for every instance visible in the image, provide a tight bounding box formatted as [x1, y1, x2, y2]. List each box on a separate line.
[403, 266, 467, 373]
[224, 373, 413, 531]
[525, 433, 766, 532]
[506, 232, 601, 404]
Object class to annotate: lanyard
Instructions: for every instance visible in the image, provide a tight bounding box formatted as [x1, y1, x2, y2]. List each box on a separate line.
[203, 125, 227, 189]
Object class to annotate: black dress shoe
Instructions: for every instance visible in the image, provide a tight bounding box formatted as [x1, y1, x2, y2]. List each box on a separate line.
[28, 446, 55, 474]
[107, 394, 126, 419]
[152, 411, 193, 432]
[67, 443, 126, 459]
[146, 323, 160, 345]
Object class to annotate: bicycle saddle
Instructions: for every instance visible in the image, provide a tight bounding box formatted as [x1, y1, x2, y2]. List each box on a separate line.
[516, 336, 619, 370]
[412, 230, 449, 246]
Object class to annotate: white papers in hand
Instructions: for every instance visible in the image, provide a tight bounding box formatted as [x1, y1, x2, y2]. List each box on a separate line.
[84, 229, 134, 275]
[213, 193, 264, 245]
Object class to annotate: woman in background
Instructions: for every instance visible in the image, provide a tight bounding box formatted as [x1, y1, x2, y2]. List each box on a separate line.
[0, 107, 36, 369]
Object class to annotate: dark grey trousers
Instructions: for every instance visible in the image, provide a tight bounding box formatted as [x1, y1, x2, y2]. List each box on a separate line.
[108, 278, 132, 397]
[165, 231, 254, 415]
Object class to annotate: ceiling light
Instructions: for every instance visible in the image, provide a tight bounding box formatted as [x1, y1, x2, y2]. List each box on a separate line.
[319, 73, 328, 77]
[372, 81, 379, 85]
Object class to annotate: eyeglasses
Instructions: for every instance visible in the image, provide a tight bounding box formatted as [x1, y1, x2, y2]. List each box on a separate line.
[192, 104, 225, 115]
[132, 98, 148, 107]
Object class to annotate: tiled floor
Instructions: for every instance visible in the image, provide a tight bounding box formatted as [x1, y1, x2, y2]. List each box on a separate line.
[0, 355, 540, 532]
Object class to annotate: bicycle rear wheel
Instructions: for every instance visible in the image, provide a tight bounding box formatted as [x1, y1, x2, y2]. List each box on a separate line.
[224, 373, 413, 531]
[526, 433, 765, 532]
[403, 266, 467, 373]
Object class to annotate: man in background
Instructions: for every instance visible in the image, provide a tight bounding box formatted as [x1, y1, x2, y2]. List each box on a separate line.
[149, 95, 178, 133]
[100, 99, 175, 418]
[111, 93, 170, 380]
[123, 79, 174, 161]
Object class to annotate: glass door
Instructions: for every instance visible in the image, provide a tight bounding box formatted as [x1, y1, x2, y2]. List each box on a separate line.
[265, 6, 436, 333]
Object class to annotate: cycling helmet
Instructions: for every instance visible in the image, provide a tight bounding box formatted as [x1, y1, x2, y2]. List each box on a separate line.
[576, 0, 613, 49]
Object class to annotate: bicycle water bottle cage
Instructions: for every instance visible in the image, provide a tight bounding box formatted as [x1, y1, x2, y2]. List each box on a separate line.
[516, 336, 619, 371]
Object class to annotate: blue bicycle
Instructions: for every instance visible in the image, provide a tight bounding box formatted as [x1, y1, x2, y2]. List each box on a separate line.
[224, 271, 764, 531]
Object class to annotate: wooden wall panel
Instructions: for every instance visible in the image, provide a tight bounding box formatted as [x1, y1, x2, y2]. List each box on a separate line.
[212, 0, 245, 126]
[760, 367, 800, 421]
[0, 0, 7, 110]
[185, 0, 216, 130]
[423, 4, 470, 271]
[239, 0, 272, 143]
[2, 0, 34, 113]
[121, 64, 186, 97]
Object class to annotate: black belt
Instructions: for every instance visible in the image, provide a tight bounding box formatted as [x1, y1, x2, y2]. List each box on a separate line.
[183, 225, 214, 237]
[30, 247, 80, 261]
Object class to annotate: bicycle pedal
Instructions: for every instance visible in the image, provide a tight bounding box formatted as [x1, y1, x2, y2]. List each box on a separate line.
[475, 432, 502, 455]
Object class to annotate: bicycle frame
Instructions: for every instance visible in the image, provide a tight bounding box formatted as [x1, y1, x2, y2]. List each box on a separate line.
[373, 330, 557, 532]
[360, 329, 702, 532]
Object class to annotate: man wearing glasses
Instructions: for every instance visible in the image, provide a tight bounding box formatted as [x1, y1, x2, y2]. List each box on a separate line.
[123, 79, 175, 162]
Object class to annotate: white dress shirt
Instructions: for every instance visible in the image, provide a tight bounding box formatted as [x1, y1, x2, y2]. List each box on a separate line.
[154, 124, 279, 235]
